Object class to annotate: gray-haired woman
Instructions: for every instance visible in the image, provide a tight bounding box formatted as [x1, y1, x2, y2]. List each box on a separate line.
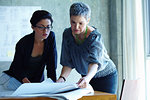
[57, 2, 118, 94]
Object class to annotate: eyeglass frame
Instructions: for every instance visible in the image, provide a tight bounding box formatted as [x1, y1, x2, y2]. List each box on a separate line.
[35, 25, 53, 31]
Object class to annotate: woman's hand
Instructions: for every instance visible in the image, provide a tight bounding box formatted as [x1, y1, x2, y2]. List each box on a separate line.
[56, 76, 66, 83]
[77, 63, 98, 88]
[77, 77, 90, 88]
[22, 77, 31, 83]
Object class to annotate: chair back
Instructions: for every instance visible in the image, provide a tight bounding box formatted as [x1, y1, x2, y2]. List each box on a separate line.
[120, 79, 139, 100]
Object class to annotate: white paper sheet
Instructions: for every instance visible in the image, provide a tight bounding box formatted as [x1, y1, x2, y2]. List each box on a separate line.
[12, 82, 78, 96]
[11, 84, 94, 100]
[10, 78, 94, 100]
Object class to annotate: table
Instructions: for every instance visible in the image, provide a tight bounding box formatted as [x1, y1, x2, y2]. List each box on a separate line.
[79, 91, 117, 100]
[0, 91, 117, 100]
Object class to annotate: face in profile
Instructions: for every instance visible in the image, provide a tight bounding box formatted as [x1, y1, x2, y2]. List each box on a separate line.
[32, 18, 52, 40]
[70, 15, 89, 35]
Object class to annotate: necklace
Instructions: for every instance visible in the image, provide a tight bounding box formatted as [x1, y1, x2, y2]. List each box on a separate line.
[75, 26, 88, 44]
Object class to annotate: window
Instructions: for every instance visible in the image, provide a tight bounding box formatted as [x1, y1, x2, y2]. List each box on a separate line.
[147, 0, 150, 56]
[144, 0, 150, 100]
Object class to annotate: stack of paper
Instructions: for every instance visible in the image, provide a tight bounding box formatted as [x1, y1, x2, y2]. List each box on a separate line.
[10, 78, 94, 100]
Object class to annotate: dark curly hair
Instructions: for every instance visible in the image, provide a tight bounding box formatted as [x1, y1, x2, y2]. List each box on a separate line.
[30, 10, 53, 27]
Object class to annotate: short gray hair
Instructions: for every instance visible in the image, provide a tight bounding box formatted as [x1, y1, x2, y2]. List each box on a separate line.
[70, 2, 91, 20]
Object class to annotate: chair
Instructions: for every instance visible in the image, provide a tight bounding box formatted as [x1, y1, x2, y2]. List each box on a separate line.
[120, 79, 140, 100]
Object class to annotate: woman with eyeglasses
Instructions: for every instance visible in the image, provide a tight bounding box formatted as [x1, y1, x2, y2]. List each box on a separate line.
[0, 10, 57, 90]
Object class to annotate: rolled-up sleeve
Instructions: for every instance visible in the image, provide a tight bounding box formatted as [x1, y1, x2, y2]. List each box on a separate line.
[87, 34, 109, 71]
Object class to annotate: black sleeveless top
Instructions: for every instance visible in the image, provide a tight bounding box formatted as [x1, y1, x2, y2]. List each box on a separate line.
[26, 55, 43, 82]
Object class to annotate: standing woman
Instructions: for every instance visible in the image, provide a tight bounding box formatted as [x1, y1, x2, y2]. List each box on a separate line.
[0, 10, 57, 90]
[57, 2, 118, 94]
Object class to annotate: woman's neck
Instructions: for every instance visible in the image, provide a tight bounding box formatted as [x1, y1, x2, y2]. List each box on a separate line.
[74, 26, 88, 44]
[77, 26, 88, 39]
[34, 37, 44, 45]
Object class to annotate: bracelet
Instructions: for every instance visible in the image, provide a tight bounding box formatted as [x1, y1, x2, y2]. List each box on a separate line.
[59, 76, 66, 81]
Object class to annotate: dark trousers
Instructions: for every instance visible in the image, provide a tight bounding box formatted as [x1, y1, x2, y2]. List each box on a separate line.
[90, 71, 118, 94]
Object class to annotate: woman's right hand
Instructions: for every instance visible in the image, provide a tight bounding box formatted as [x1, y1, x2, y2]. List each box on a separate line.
[22, 77, 31, 83]
[56, 77, 65, 83]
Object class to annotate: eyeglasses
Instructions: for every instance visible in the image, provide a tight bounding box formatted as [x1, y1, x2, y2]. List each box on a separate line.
[35, 25, 52, 31]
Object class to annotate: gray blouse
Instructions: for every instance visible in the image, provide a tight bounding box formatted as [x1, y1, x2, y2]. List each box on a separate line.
[60, 27, 116, 77]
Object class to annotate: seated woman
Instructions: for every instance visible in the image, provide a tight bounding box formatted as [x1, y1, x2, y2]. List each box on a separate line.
[0, 10, 57, 90]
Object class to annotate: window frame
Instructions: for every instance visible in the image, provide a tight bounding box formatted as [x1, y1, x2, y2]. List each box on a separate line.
[146, 0, 150, 56]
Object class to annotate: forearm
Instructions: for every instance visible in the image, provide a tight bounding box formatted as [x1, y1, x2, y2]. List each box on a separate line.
[85, 63, 98, 82]
[77, 63, 98, 88]
[57, 66, 72, 82]
[60, 66, 72, 78]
